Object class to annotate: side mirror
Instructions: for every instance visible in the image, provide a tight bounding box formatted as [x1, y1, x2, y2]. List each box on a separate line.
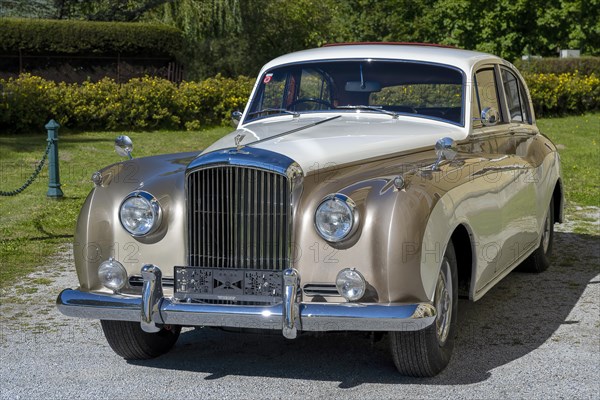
[115, 135, 133, 159]
[231, 110, 243, 127]
[481, 107, 500, 126]
[433, 137, 457, 170]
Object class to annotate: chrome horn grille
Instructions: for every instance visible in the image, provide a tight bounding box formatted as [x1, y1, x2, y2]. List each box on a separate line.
[187, 166, 290, 270]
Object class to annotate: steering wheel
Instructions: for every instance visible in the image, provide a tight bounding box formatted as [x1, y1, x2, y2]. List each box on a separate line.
[287, 97, 333, 110]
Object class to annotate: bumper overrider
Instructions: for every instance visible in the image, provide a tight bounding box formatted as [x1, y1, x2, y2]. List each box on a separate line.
[57, 265, 437, 339]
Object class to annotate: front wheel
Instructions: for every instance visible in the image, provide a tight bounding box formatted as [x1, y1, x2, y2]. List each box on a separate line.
[100, 320, 181, 360]
[389, 241, 458, 377]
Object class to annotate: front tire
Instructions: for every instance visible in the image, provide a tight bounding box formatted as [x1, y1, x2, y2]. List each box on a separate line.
[100, 320, 181, 360]
[389, 241, 458, 377]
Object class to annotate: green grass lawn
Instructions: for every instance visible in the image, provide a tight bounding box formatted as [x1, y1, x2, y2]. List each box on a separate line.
[537, 113, 599, 207]
[0, 113, 598, 286]
[0, 127, 230, 286]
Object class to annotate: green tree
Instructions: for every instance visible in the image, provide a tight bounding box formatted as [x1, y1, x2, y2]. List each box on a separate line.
[147, 0, 335, 78]
[332, 0, 598, 60]
[3, 0, 597, 77]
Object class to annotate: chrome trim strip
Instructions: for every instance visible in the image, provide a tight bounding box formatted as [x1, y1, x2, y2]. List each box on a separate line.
[233, 167, 239, 265]
[56, 289, 141, 321]
[253, 169, 258, 268]
[282, 268, 300, 339]
[211, 168, 216, 265]
[187, 147, 296, 176]
[303, 283, 340, 297]
[57, 289, 437, 333]
[279, 174, 286, 268]
[287, 163, 304, 268]
[140, 264, 163, 332]
[259, 169, 265, 267]
[268, 169, 272, 268]
[220, 168, 226, 267]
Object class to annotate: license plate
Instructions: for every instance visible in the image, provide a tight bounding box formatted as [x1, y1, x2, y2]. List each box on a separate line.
[174, 267, 283, 302]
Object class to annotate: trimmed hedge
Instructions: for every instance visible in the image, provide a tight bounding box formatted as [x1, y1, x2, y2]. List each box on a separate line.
[0, 18, 183, 57]
[0, 72, 597, 132]
[514, 57, 600, 76]
[0, 74, 255, 132]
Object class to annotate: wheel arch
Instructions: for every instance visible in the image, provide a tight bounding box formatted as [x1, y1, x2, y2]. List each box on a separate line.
[553, 178, 564, 224]
[449, 224, 475, 300]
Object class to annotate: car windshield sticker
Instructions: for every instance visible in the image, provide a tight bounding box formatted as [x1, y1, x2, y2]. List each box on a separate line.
[263, 73, 273, 84]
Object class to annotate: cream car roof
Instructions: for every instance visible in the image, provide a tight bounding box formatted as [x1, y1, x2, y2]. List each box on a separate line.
[259, 44, 501, 76]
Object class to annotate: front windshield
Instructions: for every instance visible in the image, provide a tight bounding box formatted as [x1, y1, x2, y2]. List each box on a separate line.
[245, 60, 464, 125]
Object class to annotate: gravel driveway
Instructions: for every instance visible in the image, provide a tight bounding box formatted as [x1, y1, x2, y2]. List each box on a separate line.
[1, 208, 598, 399]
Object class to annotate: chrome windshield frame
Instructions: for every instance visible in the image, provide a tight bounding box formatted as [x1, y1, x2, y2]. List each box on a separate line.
[243, 58, 467, 127]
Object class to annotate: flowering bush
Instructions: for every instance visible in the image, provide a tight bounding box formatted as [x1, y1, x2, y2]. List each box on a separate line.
[0, 74, 254, 132]
[0, 75, 60, 132]
[524, 72, 599, 117]
[0, 72, 596, 132]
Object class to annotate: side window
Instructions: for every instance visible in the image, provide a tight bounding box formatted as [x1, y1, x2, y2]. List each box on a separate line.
[501, 68, 531, 124]
[472, 68, 503, 128]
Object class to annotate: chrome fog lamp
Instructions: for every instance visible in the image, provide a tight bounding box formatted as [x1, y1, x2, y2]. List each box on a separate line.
[336, 268, 366, 301]
[314, 194, 357, 242]
[98, 258, 127, 291]
[119, 191, 162, 236]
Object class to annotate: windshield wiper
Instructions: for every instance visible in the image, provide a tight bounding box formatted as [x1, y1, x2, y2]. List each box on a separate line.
[246, 108, 300, 118]
[247, 115, 342, 147]
[336, 105, 399, 118]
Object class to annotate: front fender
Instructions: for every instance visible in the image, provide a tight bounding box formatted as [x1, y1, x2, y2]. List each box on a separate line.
[292, 150, 444, 304]
[73, 152, 197, 291]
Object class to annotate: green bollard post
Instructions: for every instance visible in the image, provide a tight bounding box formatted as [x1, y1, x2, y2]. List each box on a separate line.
[45, 119, 64, 198]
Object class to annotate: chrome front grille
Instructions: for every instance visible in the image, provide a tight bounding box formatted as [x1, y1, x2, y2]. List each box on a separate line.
[187, 166, 290, 270]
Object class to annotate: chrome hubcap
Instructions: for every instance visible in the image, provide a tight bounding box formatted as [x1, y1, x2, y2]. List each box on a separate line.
[542, 211, 551, 253]
[435, 259, 452, 346]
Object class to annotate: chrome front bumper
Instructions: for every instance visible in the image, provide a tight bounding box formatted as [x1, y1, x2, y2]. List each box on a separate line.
[56, 265, 436, 339]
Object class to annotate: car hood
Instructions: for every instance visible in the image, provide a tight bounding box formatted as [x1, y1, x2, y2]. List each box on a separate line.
[201, 114, 467, 173]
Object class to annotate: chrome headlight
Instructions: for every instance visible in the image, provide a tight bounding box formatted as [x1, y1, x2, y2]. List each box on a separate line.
[98, 258, 127, 291]
[119, 191, 162, 236]
[314, 193, 357, 242]
[336, 268, 366, 301]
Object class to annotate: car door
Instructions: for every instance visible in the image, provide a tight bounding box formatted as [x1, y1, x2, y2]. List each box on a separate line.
[467, 65, 512, 290]
[494, 66, 540, 272]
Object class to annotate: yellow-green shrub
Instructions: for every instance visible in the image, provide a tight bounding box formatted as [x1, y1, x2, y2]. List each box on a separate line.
[60, 78, 122, 130]
[0, 74, 254, 132]
[176, 74, 254, 128]
[524, 72, 599, 117]
[120, 77, 180, 129]
[1, 72, 596, 132]
[0, 74, 59, 132]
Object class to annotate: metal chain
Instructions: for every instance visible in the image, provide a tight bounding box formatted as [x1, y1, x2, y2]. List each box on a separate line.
[0, 141, 53, 196]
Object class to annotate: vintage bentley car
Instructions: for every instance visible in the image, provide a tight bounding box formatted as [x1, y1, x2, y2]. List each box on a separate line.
[57, 43, 563, 377]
